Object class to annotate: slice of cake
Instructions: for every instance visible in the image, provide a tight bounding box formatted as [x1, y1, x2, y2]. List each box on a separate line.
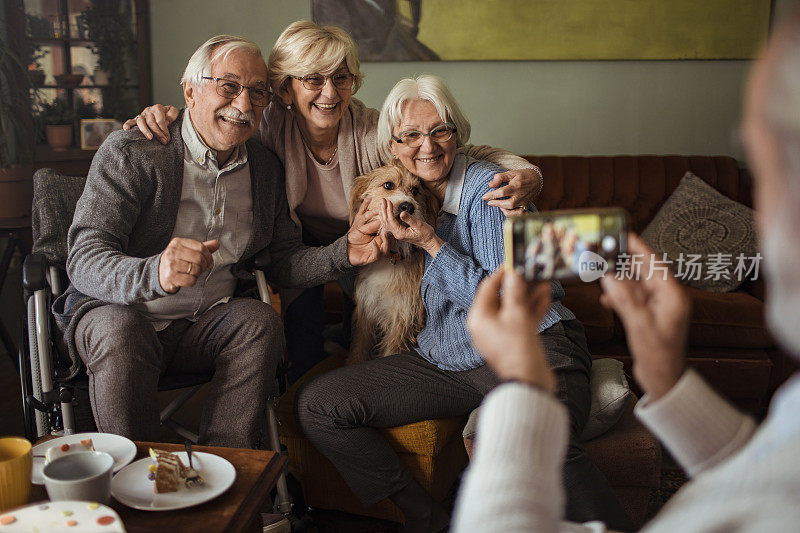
[44, 438, 95, 464]
[148, 448, 181, 493]
[147, 448, 204, 493]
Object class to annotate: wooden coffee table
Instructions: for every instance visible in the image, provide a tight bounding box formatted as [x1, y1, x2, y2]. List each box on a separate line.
[30, 441, 287, 532]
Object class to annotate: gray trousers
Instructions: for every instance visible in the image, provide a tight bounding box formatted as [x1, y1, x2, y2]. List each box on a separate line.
[296, 320, 632, 529]
[75, 297, 282, 448]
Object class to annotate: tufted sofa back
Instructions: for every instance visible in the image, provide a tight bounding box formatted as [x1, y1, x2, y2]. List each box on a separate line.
[523, 155, 753, 232]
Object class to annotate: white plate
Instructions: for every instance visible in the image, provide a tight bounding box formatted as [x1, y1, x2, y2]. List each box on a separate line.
[110, 451, 236, 511]
[0, 501, 125, 532]
[31, 432, 137, 485]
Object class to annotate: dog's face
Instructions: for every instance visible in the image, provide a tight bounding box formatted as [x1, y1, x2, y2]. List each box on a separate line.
[349, 161, 439, 229]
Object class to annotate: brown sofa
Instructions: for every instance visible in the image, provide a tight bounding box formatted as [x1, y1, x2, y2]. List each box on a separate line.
[525, 154, 791, 412]
[278, 154, 787, 527]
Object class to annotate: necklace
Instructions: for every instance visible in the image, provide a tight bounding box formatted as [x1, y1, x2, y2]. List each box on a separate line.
[298, 127, 337, 166]
[325, 146, 338, 165]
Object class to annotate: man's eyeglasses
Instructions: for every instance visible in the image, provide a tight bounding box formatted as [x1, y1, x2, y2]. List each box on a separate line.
[392, 123, 457, 148]
[291, 72, 354, 91]
[201, 77, 269, 106]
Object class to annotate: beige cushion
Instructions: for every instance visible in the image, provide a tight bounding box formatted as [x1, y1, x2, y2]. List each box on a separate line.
[463, 358, 635, 442]
[641, 171, 757, 292]
[579, 358, 636, 440]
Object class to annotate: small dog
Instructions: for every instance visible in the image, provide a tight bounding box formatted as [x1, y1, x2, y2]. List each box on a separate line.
[348, 161, 439, 364]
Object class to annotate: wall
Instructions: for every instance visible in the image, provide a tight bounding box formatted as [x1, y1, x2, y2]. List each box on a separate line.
[149, 0, 760, 161]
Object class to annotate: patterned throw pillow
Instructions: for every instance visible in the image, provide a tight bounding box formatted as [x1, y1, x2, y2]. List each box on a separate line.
[640, 171, 757, 292]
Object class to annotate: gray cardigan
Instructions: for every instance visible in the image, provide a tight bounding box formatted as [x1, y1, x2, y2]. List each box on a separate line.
[55, 111, 352, 378]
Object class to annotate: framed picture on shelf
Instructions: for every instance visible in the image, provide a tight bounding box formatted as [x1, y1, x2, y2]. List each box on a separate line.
[80, 119, 121, 150]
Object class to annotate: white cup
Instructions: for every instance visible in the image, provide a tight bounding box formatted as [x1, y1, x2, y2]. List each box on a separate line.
[42, 451, 114, 504]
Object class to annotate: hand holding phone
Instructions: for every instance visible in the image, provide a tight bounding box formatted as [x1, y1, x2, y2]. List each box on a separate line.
[504, 207, 629, 282]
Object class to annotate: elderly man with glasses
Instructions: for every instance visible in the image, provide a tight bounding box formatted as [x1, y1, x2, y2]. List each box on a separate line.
[57, 35, 387, 448]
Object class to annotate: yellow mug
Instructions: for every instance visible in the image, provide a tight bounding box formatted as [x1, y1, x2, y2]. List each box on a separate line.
[0, 437, 32, 511]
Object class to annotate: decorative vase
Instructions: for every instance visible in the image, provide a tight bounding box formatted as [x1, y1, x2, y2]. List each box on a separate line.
[29, 70, 46, 87]
[0, 165, 34, 221]
[46, 124, 73, 151]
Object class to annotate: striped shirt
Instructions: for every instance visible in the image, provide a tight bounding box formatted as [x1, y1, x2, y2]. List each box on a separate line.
[141, 111, 252, 329]
[415, 154, 575, 371]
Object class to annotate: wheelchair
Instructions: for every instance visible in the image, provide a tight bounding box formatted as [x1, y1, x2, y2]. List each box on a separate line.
[19, 168, 310, 530]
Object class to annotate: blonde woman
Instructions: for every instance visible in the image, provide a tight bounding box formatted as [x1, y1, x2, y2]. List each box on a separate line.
[125, 21, 544, 383]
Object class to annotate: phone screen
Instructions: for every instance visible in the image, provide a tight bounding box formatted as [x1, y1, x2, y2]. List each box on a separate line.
[504, 208, 628, 282]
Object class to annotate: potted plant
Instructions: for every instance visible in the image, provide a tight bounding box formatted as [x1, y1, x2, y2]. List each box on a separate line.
[25, 12, 51, 39]
[38, 98, 77, 151]
[54, 72, 84, 88]
[23, 14, 48, 85]
[0, 13, 36, 220]
[76, 95, 99, 119]
[24, 14, 48, 82]
[28, 67, 45, 87]
[79, 1, 137, 121]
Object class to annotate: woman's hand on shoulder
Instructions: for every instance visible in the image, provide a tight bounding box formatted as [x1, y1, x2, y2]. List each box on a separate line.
[379, 198, 443, 257]
[483, 167, 542, 217]
[122, 104, 180, 144]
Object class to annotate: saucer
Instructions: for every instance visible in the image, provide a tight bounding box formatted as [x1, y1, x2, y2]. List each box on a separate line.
[110, 451, 236, 511]
[31, 433, 136, 485]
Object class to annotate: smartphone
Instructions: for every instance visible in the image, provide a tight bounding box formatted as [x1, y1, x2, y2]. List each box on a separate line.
[504, 207, 629, 282]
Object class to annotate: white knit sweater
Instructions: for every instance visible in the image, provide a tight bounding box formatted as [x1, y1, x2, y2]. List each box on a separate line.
[453, 369, 800, 532]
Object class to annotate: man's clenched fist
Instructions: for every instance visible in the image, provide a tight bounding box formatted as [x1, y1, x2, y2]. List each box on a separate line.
[158, 237, 220, 293]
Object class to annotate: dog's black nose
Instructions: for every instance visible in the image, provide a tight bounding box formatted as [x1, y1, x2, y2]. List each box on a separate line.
[398, 202, 415, 215]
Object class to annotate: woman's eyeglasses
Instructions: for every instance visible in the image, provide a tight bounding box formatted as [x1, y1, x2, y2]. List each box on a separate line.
[291, 72, 354, 91]
[201, 77, 269, 106]
[392, 123, 457, 147]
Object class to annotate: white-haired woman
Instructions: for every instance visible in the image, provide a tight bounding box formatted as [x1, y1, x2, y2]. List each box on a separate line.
[293, 75, 632, 532]
[125, 21, 543, 384]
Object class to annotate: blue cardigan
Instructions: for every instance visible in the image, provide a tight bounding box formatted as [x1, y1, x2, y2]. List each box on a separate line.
[416, 155, 575, 371]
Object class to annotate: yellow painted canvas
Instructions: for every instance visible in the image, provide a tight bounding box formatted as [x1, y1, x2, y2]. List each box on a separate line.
[311, 0, 771, 61]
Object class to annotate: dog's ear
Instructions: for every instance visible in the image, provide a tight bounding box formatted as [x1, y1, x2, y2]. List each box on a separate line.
[390, 158, 406, 172]
[349, 173, 372, 225]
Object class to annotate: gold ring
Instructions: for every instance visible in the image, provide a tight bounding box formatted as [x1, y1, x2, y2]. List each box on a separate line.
[187, 263, 193, 275]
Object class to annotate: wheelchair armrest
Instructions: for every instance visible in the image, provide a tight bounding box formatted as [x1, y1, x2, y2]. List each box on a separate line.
[244, 248, 270, 271]
[23, 253, 49, 292]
